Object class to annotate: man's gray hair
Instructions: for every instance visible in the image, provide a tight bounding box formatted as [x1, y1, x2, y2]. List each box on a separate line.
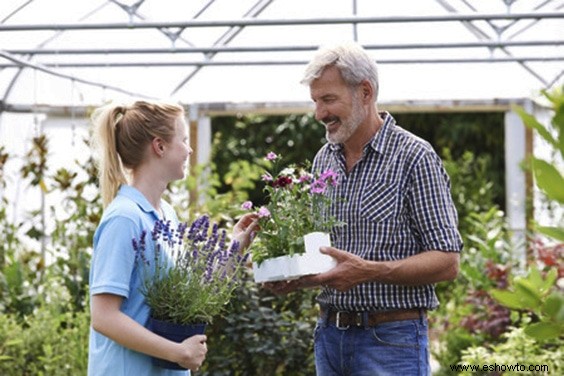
[300, 42, 379, 102]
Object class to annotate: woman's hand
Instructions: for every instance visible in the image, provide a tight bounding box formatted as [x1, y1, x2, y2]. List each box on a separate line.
[233, 213, 259, 251]
[175, 334, 207, 371]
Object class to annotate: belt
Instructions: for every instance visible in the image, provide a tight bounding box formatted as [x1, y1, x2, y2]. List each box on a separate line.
[321, 307, 425, 329]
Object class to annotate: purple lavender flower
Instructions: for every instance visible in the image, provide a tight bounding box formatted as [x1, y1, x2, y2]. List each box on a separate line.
[132, 230, 149, 266]
[240, 251, 249, 264]
[196, 215, 210, 242]
[187, 215, 206, 241]
[176, 222, 188, 242]
[218, 229, 228, 253]
[151, 220, 163, 241]
[133, 213, 250, 324]
[204, 223, 219, 253]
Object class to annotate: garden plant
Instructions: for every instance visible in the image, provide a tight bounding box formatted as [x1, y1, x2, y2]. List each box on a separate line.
[0, 98, 561, 374]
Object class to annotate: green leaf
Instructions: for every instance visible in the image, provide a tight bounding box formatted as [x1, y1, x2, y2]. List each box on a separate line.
[514, 278, 542, 309]
[531, 158, 564, 203]
[535, 225, 564, 242]
[542, 89, 564, 160]
[490, 289, 525, 310]
[515, 106, 557, 146]
[527, 265, 543, 288]
[4, 339, 23, 346]
[559, 129, 564, 161]
[524, 322, 563, 340]
[540, 268, 558, 293]
[542, 293, 564, 320]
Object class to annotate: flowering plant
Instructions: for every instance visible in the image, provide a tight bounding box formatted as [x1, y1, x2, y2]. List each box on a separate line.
[242, 152, 341, 265]
[133, 214, 248, 325]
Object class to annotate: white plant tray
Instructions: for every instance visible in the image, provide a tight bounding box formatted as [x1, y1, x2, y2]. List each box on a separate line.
[252, 232, 336, 283]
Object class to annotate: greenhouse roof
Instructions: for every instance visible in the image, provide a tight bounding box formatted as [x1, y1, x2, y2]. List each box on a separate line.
[1, 0, 563, 113]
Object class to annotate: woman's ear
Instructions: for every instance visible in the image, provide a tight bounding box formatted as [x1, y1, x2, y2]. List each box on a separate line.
[151, 137, 165, 157]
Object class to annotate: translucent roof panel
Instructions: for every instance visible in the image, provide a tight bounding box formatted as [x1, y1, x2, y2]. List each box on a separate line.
[1, 0, 563, 109]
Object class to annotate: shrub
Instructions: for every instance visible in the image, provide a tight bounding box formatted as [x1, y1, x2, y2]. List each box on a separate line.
[200, 272, 317, 375]
[0, 278, 89, 375]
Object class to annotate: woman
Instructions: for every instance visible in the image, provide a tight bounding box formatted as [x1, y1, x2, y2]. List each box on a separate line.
[88, 100, 256, 375]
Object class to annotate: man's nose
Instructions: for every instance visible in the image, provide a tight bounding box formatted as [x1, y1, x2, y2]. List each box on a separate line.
[315, 103, 327, 121]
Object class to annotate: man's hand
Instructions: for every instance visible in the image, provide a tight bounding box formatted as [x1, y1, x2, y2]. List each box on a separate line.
[261, 246, 460, 294]
[300, 246, 368, 291]
[262, 246, 368, 294]
[308, 246, 460, 288]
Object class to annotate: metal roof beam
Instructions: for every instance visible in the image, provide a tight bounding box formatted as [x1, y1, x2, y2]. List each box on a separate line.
[0, 50, 157, 99]
[0, 98, 536, 116]
[2, 56, 562, 69]
[1, 12, 562, 31]
[5, 40, 564, 55]
[170, 0, 274, 95]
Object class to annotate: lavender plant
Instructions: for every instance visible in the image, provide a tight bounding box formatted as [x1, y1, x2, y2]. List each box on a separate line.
[133, 215, 248, 325]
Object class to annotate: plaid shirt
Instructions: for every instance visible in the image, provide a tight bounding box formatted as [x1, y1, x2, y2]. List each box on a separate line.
[313, 112, 463, 311]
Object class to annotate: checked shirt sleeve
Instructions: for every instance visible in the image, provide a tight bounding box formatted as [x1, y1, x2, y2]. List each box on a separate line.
[407, 151, 463, 253]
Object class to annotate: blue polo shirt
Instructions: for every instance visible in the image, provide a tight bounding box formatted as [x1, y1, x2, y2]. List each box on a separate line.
[88, 185, 187, 376]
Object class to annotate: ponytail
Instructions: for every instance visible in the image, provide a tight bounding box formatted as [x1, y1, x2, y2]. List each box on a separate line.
[91, 104, 128, 208]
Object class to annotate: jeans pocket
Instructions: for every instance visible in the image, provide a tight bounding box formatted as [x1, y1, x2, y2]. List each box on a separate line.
[370, 320, 420, 348]
[313, 322, 322, 342]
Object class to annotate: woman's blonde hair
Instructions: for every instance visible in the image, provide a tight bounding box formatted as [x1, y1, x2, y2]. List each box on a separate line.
[90, 100, 185, 207]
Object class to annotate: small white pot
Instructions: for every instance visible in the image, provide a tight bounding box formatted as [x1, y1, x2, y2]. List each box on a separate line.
[252, 232, 336, 283]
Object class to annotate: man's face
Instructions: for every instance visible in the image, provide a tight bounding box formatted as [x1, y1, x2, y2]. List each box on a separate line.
[309, 65, 365, 144]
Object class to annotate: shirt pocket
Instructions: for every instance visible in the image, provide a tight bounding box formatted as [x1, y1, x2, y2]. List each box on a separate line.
[360, 181, 399, 223]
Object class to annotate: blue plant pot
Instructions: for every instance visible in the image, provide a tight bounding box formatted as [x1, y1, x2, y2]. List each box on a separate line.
[149, 317, 207, 370]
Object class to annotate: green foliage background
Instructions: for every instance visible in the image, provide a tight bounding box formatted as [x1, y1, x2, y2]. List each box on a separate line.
[212, 111, 505, 209]
[1, 98, 562, 375]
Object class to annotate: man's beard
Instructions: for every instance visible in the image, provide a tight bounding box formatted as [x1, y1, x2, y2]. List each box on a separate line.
[326, 96, 365, 144]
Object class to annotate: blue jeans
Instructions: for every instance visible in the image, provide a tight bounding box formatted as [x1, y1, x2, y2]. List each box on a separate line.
[314, 315, 430, 376]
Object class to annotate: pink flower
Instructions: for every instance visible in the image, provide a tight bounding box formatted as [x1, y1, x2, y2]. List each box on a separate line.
[261, 174, 273, 182]
[310, 179, 327, 194]
[241, 201, 253, 210]
[265, 152, 278, 161]
[299, 173, 312, 183]
[320, 169, 339, 186]
[257, 206, 271, 218]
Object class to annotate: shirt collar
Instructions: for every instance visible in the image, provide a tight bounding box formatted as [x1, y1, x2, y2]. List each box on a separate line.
[371, 111, 395, 155]
[117, 185, 160, 218]
[328, 111, 395, 156]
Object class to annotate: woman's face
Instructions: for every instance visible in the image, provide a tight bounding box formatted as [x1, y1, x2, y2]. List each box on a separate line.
[164, 117, 192, 181]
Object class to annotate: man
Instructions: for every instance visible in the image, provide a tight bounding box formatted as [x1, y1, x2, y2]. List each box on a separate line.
[268, 42, 463, 375]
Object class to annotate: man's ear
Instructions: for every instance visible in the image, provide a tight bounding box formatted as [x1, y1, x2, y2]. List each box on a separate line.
[360, 80, 373, 102]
